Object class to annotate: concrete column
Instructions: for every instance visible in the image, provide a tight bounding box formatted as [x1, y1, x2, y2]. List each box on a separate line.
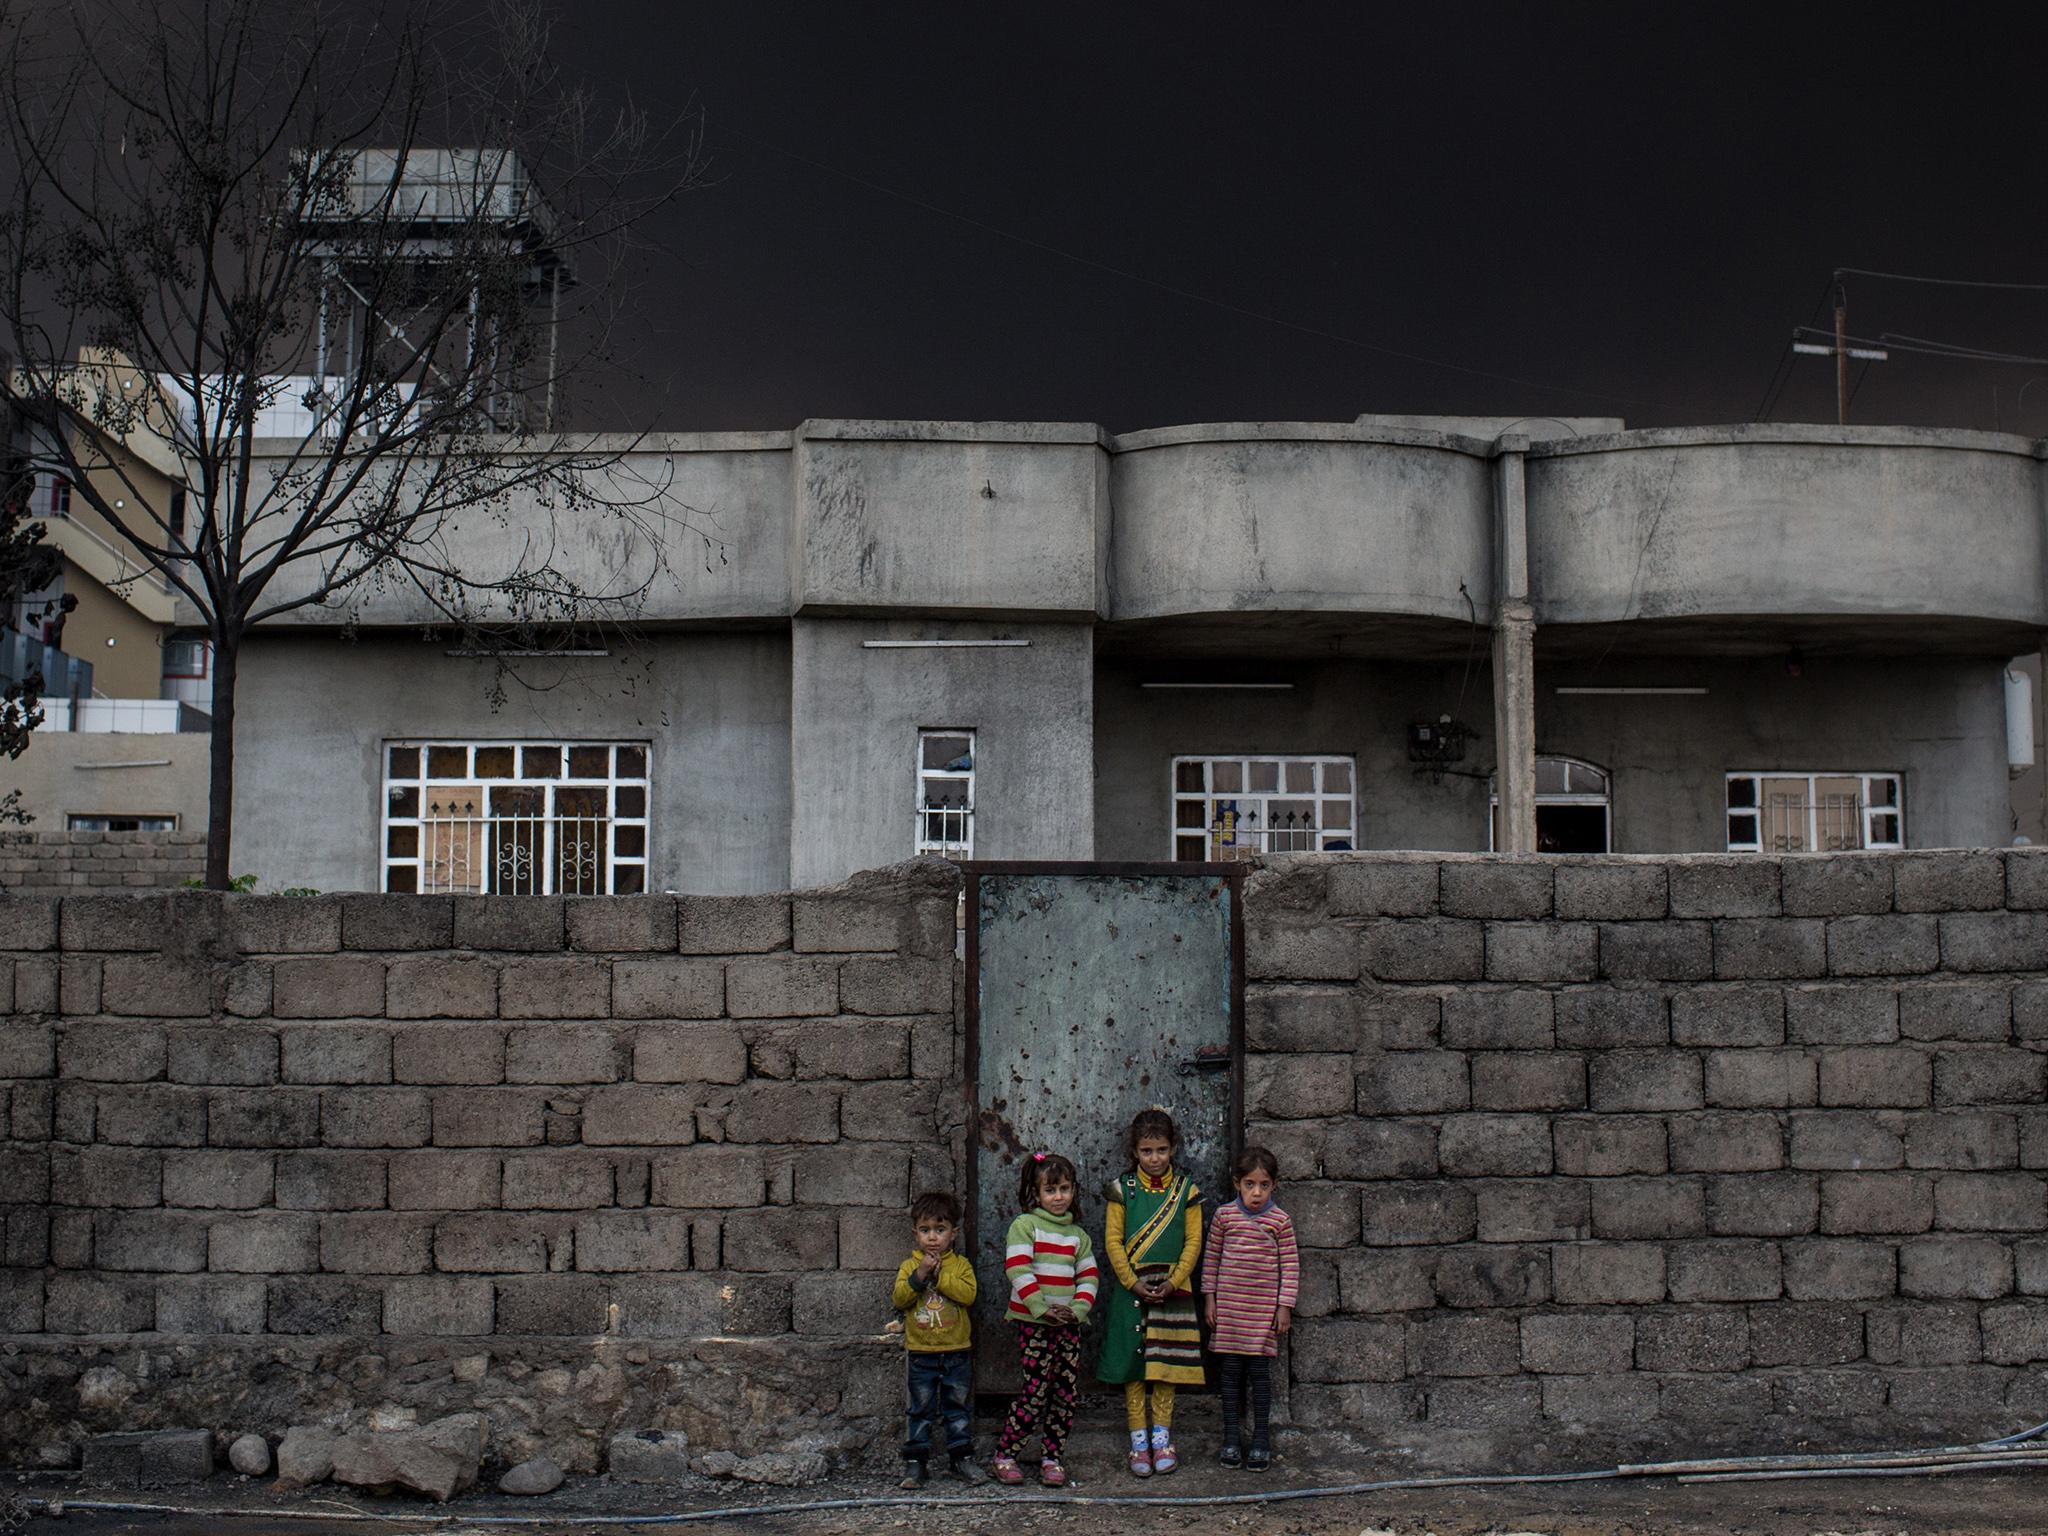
[1492, 439, 1538, 853]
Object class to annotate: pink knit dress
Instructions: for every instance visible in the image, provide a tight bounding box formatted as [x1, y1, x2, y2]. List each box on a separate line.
[1200, 1199, 1300, 1357]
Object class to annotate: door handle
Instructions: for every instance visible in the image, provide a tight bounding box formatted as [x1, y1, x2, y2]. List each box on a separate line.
[1178, 1051, 1231, 1076]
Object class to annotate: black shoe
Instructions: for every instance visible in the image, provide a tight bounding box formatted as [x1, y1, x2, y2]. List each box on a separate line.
[899, 1459, 929, 1490]
[1218, 1443, 1243, 1469]
[1246, 1444, 1271, 1473]
[948, 1453, 988, 1485]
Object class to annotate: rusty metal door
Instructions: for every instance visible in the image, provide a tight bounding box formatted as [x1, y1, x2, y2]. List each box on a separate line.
[964, 863, 1243, 1391]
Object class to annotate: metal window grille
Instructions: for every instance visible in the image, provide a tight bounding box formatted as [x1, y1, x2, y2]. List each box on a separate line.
[1725, 772, 1902, 852]
[1169, 755, 1356, 861]
[916, 729, 974, 858]
[382, 741, 650, 894]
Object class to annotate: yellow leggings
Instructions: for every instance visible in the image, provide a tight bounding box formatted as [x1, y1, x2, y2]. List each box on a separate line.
[1124, 1380, 1175, 1430]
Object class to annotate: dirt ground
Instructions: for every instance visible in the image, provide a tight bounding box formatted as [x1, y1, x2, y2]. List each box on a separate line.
[10, 1429, 2048, 1536]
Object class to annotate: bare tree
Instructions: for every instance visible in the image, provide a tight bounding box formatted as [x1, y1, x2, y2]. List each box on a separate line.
[0, 438, 71, 813]
[0, 0, 713, 886]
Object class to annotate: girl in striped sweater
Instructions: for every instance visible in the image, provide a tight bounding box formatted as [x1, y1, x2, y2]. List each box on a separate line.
[1200, 1145, 1299, 1471]
[993, 1151, 1098, 1487]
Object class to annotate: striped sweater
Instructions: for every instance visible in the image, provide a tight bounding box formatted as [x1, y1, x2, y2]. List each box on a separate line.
[1199, 1198, 1300, 1357]
[1003, 1206, 1099, 1323]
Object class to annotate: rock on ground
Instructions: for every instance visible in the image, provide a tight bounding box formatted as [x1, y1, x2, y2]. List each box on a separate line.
[273, 1427, 337, 1492]
[609, 1429, 692, 1484]
[498, 1455, 565, 1495]
[328, 1413, 487, 1503]
[228, 1434, 271, 1476]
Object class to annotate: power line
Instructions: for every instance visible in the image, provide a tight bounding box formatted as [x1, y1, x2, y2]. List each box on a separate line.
[1836, 265, 2048, 293]
[1796, 324, 2048, 369]
[719, 126, 1662, 410]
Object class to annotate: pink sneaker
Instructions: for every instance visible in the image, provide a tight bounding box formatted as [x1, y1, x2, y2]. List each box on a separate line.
[1127, 1446, 1154, 1477]
[1039, 1457, 1068, 1487]
[1152, 1440, 1178, 1474]
[991, 1454, 1024, 1486]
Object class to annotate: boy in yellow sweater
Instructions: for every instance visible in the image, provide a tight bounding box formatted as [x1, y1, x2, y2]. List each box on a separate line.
[891, 1191, 984, 1487]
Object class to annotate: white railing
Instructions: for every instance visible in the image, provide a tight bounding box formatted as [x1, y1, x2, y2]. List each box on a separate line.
[410, 814, 623, 896]
[915, 804, 973, 859]
[40, 699, 193, 734]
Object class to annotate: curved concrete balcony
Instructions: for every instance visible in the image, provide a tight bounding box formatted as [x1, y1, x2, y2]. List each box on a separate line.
[1526, 426, 2048, 654]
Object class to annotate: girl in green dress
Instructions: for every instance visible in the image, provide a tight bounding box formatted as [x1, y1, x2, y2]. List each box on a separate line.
[1099, 1108, 1205, 1476]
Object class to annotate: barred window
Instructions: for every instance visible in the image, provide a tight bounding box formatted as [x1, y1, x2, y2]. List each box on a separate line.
[383, 740, 650, 894]
[1726, 771, 1901, 852]
[916, 729, 974, 858]
[1171, 755, 1356, 860]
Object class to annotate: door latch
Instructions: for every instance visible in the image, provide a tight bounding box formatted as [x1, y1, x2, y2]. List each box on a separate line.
[1177, 1049, 1231, 1076]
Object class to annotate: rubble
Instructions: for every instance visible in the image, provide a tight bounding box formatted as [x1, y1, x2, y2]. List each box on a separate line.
[228, 1433, 271, 1476]
[499, 1455, 566, 1495]
[327, 1412, 487, 1502]
[608, 1428, 692, 1484]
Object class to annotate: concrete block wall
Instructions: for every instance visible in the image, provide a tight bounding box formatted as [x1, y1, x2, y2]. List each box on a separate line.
[1244, 849, 2048, 1459]
[0, 831, 207, 895]
[0, 863, 961, 1473]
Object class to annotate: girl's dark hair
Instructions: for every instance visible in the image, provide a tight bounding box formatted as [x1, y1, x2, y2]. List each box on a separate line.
[1233, 1145, 1281, 1182]
[1018, 1152, 1082, 1215]
[1124, 1107, 1179, 1166]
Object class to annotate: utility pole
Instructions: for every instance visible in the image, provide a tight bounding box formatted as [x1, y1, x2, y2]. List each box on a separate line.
[1792, 278, 1888, 424]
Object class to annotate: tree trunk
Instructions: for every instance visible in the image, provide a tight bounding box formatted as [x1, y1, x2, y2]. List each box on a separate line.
[204, 631, 238, 890]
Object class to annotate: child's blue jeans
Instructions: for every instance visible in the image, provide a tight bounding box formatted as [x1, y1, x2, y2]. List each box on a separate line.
[903, 1348, 974, 1461]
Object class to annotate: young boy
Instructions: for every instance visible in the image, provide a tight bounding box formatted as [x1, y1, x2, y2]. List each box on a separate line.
[892, 1191, 984, 1487]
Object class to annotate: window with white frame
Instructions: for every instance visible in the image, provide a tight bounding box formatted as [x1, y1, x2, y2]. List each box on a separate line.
[383, 741, 650, 894]
[1489, 756, 1613, 853]
[1725, 771, 1901, 853]
[1171, 755, 1355, 861]
[916, 729, 974, 857]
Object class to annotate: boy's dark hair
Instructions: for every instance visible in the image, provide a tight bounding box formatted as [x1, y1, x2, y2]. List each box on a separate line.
[1233, 1145, 1281, 1182]
[1124, 1107, 1179, 1165]
[910, 1190, 959, 1227]
[1018, 1152, 1083, 1216]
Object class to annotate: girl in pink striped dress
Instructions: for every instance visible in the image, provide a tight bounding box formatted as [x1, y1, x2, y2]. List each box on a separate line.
[1199, 1146, 1298, 1470]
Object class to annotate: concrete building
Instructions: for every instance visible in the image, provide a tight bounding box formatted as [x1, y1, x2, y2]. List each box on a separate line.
[227, 416, 2048, 895]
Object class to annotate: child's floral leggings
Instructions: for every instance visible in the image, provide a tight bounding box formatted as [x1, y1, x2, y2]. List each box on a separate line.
[997, 1322, 1082, 1460]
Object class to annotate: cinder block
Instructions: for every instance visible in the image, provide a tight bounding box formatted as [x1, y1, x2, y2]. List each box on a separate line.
[385, 957, 498, 1019]
[1669, 1113, 1784, 1173]
[1440, 861, 1552, 919]
[725, 956, 840, 1018]
[167, 1029, 277, 1086]
[1283, 1183, 1361, 1248]
[573, 1211, 691, 1272]
[792, 1145, 909, 1206]
[207, 1088, 320, 1148]
[505, 1024, 620, 1085]
[579, 1086, 705, 1147]
[162, 1150, 272, 1209]
[1335, 1249, 1437, 1312]
[499, 958, 610, 1020]
[60, 893, 186, 951]
[1551, 1242, 1667, 1304]
[677, 893, 791, 954]
[1668, 1240, 1782, 1302]
[634, 1024, 748, 1085]
[1935, 1172, 2048, 1232]
[792, 892, 908, 954]
[384, 1275, 492, 1335]
[341, 894, 452, 951]
[268, 1275, 383, 1334]
[1783, 857, 1893, 917]
[1248, 987, 1366, 1051]
[1554, 862, 1667, 921]
[432, 1211, 568, 1272]
[58, 1022, 165, 1082]
[1783, 1237, 1896, 1301]
[1554, 1115, 1667, 1176]
[1934, 1048, 2046, 1106]
[1357, 1052, 1467, 1114]
[61, 956, 101, 1016]
[1895, 852, 2005, 913]
[1820, 1171, 1934, 1235]
[1671, 859, 1781, 919]
[1635, 1308, 1751, 1371]
[1865, 1302, 1983, 1365]
[1432, 1245, 1551, 1308]
[153, 1276, 266, 1334]
[1981, 1301, 2048, 1364]
[565, 897, 675, 958]
[1773, 1365, 1888, 1420]
[318, 1212, 434, 1274]
[49, 1146, 155, 1207]
[1707, 1049, 1817, 1108]
[1484, 922, 1595, 982]
[1289, 1316, 1408, 1382]
[1326, 861, 1438, 918]
[387, 1151, 500, 1210]
[1787, 985, 1900, 1045]
[1818, 1047, 1930, 1108]
[1900, 984, 2012, 1043]
[1589, 1051, 1703, 1112]
[1670, 987, 1784, 1048]
[729, 1081, 847, 1142]
[1412, 1312, 1521, 1376]
[1591, 1176, 1704, 1239]
[1542, 1373, 1659, 1425]
[392, 1024, 505, 1085]
[100, 955, 212, 1018]
[1427, 1377, 1544, 1427]
[1362, 1181, 1475, 1245]
[430, 1089, 548, 1148]
[42, 1274, 153, 1332]
[275, 1151, 387, 1210]
[722, 1208, 838, 1271]
[1316, 1119, 1432, 1181]
[1748, 1301, 1864, 1366]
[2009, 851, 2048, 911]
[1521, 1312, 1634, 1373]
[1788, 1110, 1905, 1171]
[1705, 1172, 1819, 1237]
[0, 896, 58, 950]
[1469, 1054, 1586, 1112]
[280, 1026, 391, 1086]
[1360, 921, 1483, 983]
[1555, 988, 1669, 1047]
[1439, 989, 1552, 1050]
[1899, 1236, 2014, 1300]
[321, 1088, 431, 1149]
[208, 1212, 320, 1273]
[1437, 1114, 1552, 1176]
[1905, 1112, 2017, 1171]
[1939, 912, 2048, 973]
[97, 1086, 207, 1147]
[650, 1147, 767, 1208]
[612, 959, 725, 1020]
[452, 896, 564, 952]
[272, 957, 385, 1020]
[1714, 919, 1827, 980]
[1597, 922, 1712, 981]
[1246, 1054, 1355, 1119]
[1826, 915, 1939, 977]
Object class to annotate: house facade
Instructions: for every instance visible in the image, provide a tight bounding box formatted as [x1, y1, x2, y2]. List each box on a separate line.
[228, 416, 2048, 896]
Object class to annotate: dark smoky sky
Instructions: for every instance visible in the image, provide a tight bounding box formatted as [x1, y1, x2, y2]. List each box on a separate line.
[544, 2, 2048, 435]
